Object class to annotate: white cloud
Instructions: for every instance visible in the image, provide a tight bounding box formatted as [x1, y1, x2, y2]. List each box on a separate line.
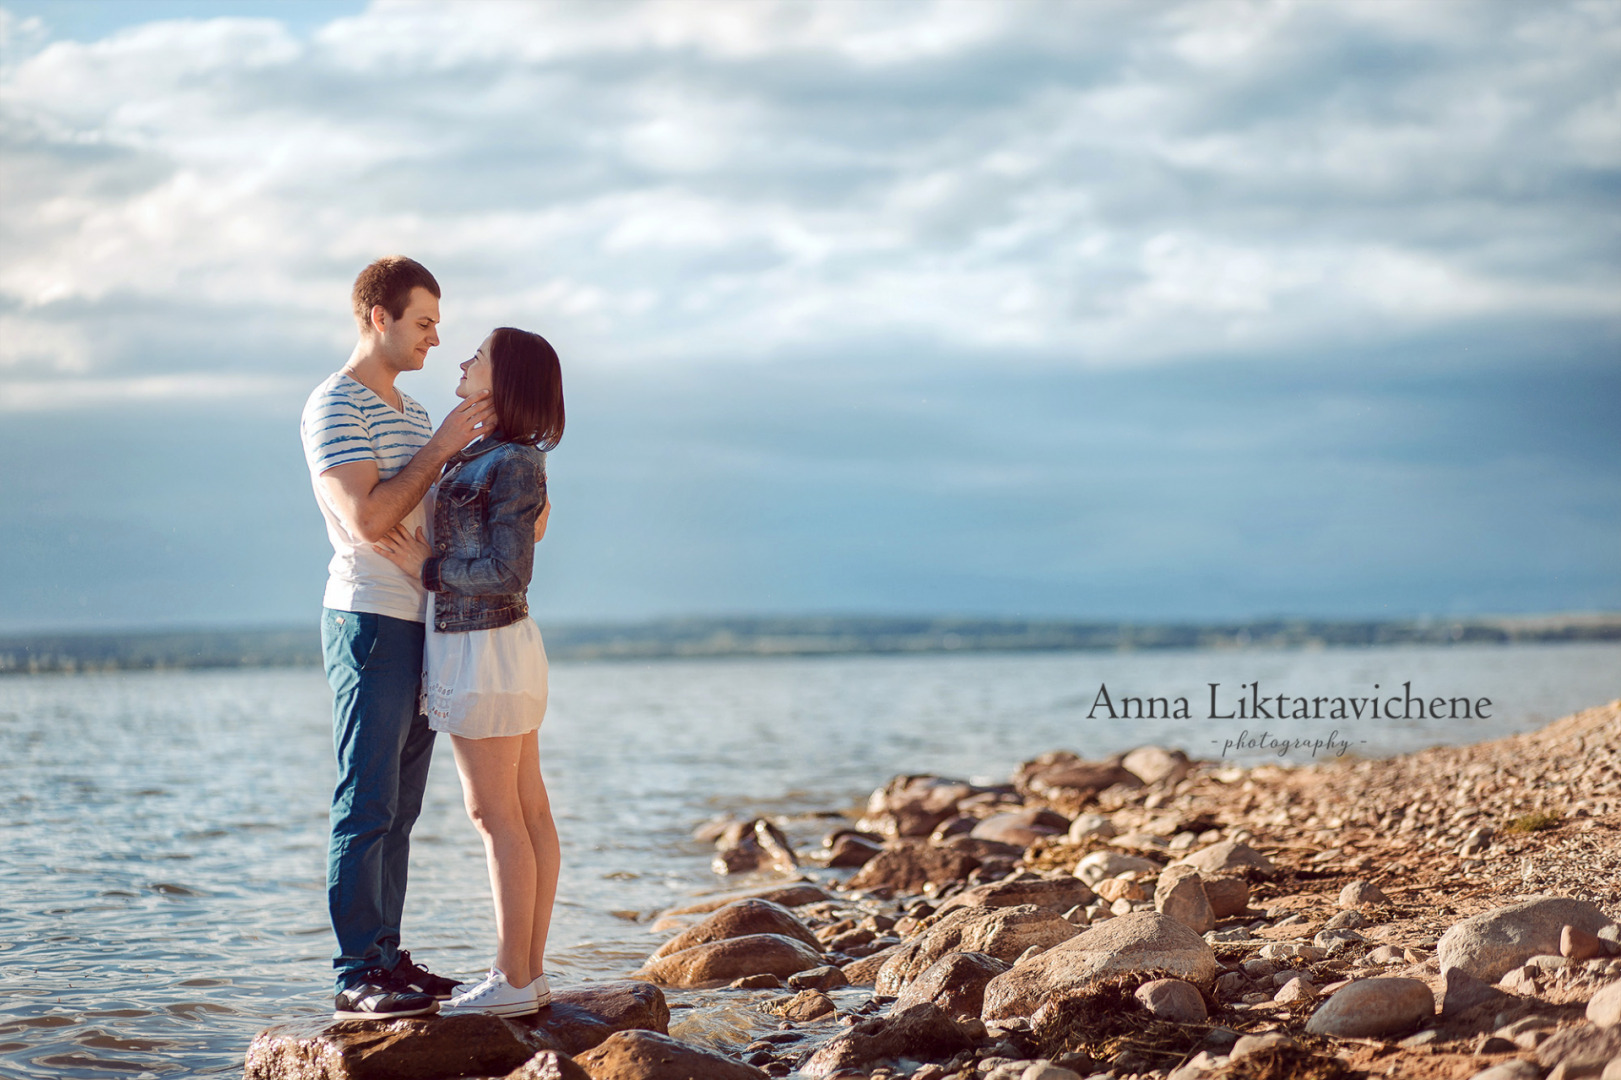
[1, 0, 1617, 409]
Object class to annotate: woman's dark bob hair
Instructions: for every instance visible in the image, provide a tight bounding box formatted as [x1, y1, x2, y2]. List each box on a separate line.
[488, 327, 564, 451]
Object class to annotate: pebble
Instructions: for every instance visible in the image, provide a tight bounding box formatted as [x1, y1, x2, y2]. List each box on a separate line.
[1274, 978, 1316, 1004]
[1565, 924, 1606, 961]
[1134, 978, 1208, 1023]
[1241, 958, 1277, 979]
[1067, 814, 1117, 842]
[1323, 909, 1370, 930]
[1338, 880, 1391, 908]
[1229, 1032, 1298, 1060]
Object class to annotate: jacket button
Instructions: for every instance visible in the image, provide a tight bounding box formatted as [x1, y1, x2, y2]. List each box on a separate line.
[436, 622, 447, 630]
[437, 543, 447, 552]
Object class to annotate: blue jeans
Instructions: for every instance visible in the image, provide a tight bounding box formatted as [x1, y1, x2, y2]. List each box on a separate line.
[321, 608, 436, 992]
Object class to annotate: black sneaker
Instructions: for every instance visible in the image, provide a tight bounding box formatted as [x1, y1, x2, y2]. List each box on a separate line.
[333, 967, 438, 1020]
[391, 950, 463, 1000]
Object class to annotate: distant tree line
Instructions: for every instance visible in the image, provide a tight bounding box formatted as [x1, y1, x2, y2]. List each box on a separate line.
[2, 613, 1617, 675]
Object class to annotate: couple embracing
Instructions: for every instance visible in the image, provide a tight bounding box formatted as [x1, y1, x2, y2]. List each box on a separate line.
[298, 256, 562, 1020]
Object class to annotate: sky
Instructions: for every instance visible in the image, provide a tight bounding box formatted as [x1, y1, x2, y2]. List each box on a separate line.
[0, 0, 1617, 633]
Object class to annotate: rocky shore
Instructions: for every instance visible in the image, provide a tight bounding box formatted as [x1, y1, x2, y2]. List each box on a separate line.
[247, 699, 1621, 1079]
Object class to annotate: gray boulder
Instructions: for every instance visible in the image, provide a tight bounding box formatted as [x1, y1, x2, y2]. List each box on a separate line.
[1437, 897, 1614, 982]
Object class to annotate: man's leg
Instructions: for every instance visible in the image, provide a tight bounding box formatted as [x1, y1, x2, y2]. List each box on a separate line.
[323, 608, 427, 992]
[378, 617, 433, 966]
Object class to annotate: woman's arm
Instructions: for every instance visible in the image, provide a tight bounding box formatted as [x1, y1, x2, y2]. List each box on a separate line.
[420, 453, 545, 596]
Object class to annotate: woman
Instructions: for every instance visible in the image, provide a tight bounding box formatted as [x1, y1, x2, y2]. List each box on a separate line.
[374, 327, 563, 1017]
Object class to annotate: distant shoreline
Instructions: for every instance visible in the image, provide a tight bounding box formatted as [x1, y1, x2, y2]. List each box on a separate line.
[1, 613, 1618, 675]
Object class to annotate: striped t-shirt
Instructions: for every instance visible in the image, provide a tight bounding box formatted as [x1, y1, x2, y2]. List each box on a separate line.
[300, 373, 435, 622]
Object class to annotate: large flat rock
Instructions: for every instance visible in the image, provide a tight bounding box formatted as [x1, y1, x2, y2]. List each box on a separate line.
[243, 981, 668, 1080]
[573, 1029, 766, 1080]
[980, 911, 1218, 1022]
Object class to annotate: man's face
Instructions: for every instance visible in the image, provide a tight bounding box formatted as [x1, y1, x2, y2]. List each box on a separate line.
[372, 286, 440, 372]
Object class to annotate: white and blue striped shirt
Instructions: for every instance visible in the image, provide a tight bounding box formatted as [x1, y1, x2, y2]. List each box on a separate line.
[300, 373, 435, 621]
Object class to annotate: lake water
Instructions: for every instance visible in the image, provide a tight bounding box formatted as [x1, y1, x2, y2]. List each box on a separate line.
[1, 643, 1617, 1078]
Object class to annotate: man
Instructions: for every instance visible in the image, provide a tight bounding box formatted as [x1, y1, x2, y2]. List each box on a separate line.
[299, 256, 492, 1018]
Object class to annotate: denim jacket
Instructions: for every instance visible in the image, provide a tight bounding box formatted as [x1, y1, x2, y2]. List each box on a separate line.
[420, 437, 547, 633]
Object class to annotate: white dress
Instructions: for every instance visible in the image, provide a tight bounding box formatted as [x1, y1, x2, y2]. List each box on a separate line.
[420, 487, 549, 739]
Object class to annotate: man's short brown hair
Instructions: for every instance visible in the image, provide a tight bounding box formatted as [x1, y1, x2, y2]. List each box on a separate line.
[351, 256, 441, 329]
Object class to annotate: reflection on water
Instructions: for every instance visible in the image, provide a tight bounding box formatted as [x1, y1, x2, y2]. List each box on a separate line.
[1, 644, 1616, 1077]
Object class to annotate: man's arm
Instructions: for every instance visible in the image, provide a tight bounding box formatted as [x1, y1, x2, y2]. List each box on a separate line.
[318, 391, 494, 543]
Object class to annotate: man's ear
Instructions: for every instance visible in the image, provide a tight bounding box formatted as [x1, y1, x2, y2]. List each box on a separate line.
[370, 304, 389, 335]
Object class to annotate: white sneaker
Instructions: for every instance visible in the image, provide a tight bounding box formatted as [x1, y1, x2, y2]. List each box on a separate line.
[527, 973, 551, 1008]
[438, 968, 538, 1017]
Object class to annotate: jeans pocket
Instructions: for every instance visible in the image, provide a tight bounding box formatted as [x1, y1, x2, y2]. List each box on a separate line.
[323, 609, 380, 679]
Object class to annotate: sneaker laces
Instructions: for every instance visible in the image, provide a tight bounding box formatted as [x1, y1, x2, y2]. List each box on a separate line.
[452, 968, 510, 1003]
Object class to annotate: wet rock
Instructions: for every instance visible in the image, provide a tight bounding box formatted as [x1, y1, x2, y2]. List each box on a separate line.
[929, 815, 979, 843]
[1073, 851, 1161, 886]
[500, 1051, 592, 1080]
[846, 841, 980, 894]
[1121, 746, 1192, 787]
[859, 775, 976, 838]
[575, 1029, 767, 1080]
[1154, 866, 1215, 935]
[1067, 814, 1117, 842]
[1438, 897, 1615, 982]
[981, 912, 1219, 1021]
[786, 966, 848, 992]
[1566, 925, 1607, 961]
[839, 944, 902, 986]
[875, 905, 1079, 993]
[638, 933, 823, 988]
[1303, 977, 1434, 1038]
[1134, 978, 1208, 1023]
[826, 833, 884, 869]
[934, 877, 1096, 916]
[1536, 1022, 1621, 1072]
[1338, 880, 1391, 908]
[1440, 967, 1517, 1018]
[712, 819, 799, 876]
[970, 809, 1069, 848]
[654, 884, 832, 924]
[245, 1014, 541, 1080]
[764, 989, 837, 1022]
[1589, 980, 1621, 1027]
[651, 899, 821, 960]
[1014, 752, 1140, 807]
[939, 834, 1025, 864]
[1202, 875, 1250, 919]
[1172, 840, 1275, 879]
[244, 981, 669, 1080]
[800, 1002, 974, 1079]
[892, 950, 1011, 1019]
[729, 974, 782, 990]
[531, 983, 673, 1056]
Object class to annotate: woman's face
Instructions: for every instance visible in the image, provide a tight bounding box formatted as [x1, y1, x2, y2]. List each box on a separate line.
[457, 333, 495, 399]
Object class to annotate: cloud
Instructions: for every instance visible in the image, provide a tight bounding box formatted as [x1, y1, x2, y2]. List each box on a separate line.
[1, 0, 1615, 410]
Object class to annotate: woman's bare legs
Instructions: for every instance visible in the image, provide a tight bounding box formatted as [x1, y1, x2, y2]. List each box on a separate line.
[515, 730, 560, 980]
[450, 732, 536, 987]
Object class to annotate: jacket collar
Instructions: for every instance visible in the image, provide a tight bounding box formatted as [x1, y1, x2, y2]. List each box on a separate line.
[450, 436, 505, 465]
